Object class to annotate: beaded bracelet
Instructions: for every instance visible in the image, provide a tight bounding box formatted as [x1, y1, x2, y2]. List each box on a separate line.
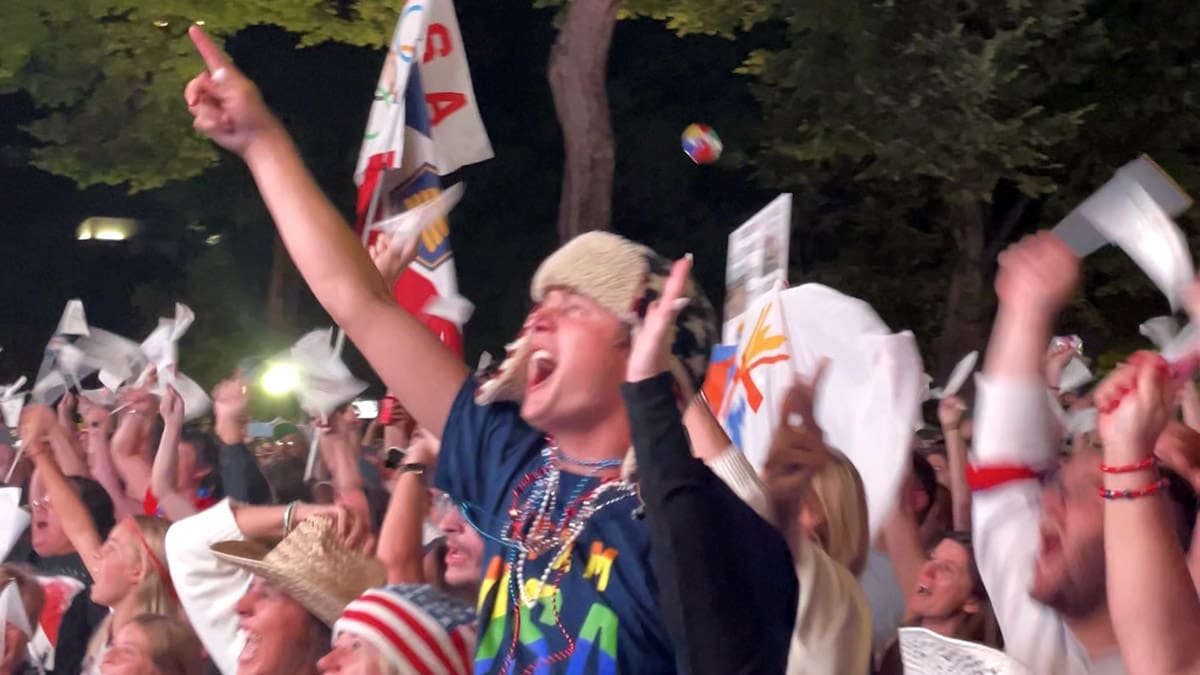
[1099, 457, 1156, 474]
[1099, 476, 1169, 500]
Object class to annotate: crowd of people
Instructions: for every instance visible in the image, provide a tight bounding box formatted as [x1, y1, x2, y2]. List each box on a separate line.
[1, 23, 1199, 675]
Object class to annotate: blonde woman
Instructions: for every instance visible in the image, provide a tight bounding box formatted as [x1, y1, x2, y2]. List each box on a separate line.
[21, 406, 178, 673]
[99, 614, 204, 675]
[687, 365, 873, 675]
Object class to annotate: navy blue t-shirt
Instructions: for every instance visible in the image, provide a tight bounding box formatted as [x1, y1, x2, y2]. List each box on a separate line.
[435, 376, 675, 674]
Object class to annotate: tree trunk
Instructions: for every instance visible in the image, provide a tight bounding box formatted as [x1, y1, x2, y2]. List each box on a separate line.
[547, 0, 620, 243]
[265, 234, 298, 333]
[931, 200, 991, 381]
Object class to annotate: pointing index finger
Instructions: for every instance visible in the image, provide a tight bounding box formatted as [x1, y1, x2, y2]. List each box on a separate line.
[189, 24, 230, 73]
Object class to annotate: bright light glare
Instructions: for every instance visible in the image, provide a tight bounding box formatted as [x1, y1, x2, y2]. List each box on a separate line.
[93, 229, 127, 241]
[77, 232, 93, 241]
[261, 364, 299, 396]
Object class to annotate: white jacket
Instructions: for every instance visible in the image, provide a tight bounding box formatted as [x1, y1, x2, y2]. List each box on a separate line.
[972, 376, 1125, 675]
[164, 499, 250, 675]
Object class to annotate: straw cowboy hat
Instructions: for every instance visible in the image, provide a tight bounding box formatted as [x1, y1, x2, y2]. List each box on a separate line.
[210, 515, 386, 626]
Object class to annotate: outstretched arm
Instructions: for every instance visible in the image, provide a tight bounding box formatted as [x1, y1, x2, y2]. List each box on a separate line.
[150, 386, 198, 521]
[183, 26, 466, 437]
[21, 406, 104, 575]
[1096, 354, 1200, 675]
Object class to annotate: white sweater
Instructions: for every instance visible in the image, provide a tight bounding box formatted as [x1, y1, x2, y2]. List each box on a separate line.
[164, 499, 250, 675]
[972, 376, 1125, 675]
[708, 448, 873, 675]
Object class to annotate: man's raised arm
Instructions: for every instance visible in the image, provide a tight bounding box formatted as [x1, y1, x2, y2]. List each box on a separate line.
[183, 26, 467, 436]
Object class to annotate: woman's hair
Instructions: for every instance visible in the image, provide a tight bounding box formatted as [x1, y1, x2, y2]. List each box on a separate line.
[181, 429, 224, 500]
[807, 451, 870, 576]
[66, 476, 116, 539]
[129, 613, 205, 675]
[0, 563, 45, 630]
[936, 531, 1003, 649]
[85, 516, 179, 662]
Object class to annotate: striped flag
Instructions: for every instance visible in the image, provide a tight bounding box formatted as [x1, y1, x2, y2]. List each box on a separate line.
[355, 0, 493, 355]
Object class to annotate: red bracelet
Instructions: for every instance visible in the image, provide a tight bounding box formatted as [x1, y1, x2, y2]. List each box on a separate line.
[1099, 476, 1169, 500]
[1099, 457, 1156, 474]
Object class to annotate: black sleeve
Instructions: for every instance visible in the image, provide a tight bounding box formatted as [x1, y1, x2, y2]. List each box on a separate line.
[48, 593, 107, 675]
[622, 373, 797, 675]
[218, 441, 272, 504]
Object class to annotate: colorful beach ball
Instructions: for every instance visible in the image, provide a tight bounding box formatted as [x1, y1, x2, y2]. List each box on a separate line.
[681, 123, 723, 165]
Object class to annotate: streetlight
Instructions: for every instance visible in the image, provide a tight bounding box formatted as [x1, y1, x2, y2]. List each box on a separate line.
[260, 363, 300, 396]
[77, 217, 139, 242]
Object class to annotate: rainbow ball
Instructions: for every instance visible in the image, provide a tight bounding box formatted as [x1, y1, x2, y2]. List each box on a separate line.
[681, 123, 723, 165]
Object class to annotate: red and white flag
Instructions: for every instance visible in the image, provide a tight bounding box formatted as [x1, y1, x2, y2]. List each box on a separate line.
[355, 0, 492, 355]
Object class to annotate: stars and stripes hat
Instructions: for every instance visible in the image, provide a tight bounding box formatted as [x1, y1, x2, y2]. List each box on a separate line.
[334, 584, 477, 675]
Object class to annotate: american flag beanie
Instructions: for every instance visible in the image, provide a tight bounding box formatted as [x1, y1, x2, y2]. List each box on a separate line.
[334, 584, 477, 675]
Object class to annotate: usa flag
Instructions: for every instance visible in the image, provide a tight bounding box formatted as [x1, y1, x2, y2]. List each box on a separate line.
[355, 0, 493, 355]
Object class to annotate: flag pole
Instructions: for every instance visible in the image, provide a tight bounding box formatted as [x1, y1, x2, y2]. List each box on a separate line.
[333, 175, 389, 359]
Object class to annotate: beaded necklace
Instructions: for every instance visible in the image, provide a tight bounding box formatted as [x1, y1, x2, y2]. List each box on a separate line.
[497, 439, 637, 673]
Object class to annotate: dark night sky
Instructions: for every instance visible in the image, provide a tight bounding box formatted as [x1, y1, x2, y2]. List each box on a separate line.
[0, 2, 772, 390]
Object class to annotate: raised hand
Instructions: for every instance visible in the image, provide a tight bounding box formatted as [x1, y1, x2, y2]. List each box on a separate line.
[18, 405, 57, 457]
[626, 255, 693, 387]
[1095, 351, 1177, 463]
[184, 25, 281, 156]
[995, 232, 1080, 318]
[1155, 421, 1200, 492]
[1043, 342, 1076, 389]
[937, 394, 967, 430]
[159, 385, 185, 432]
[763, 361, 832, 507]
[56, 392, 76, 430]
[368, 231, 420, 289]
[78, 399, 113, 436]
[212, 371, 250, 445]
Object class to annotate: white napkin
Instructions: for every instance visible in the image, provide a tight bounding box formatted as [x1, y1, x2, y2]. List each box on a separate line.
[930, 351, 978, 399]
[1139, 316, 1180, 348]
[371, 182, 465, 245]
[286, 329, 368, 419]
[0, 378, 27, 430]
[0, 488, 30, 561]
[1059, 357, 1094, 392]
[1065, 407, 1099, 436]
[422, 294, 475, 326]
[55, 299, 90, 337]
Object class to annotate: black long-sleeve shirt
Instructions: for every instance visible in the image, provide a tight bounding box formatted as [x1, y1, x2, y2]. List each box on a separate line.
[622, 373, 797, 675]
[217, 441, 271, 504]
